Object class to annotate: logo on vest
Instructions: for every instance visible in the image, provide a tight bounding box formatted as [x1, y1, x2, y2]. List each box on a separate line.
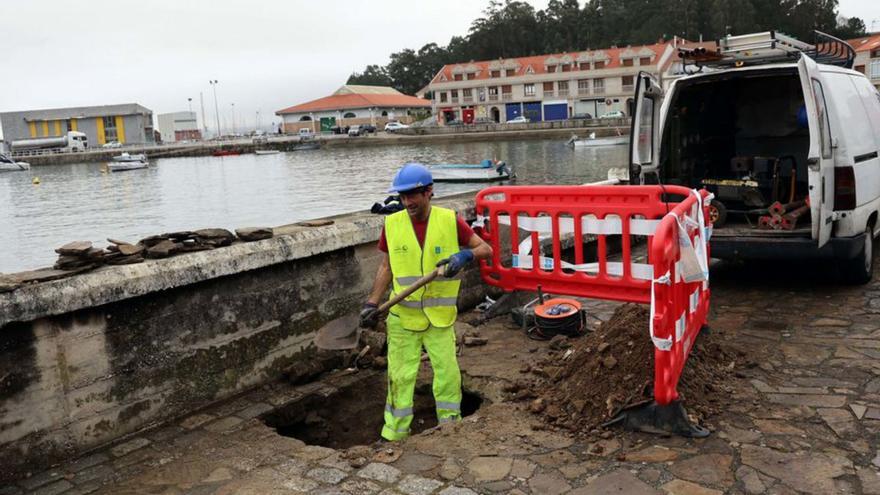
[434, 246, 442, 254]
[393, 245, 409, 255]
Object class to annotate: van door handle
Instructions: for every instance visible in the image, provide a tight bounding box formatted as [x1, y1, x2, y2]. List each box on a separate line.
[807, 157, 819, 171]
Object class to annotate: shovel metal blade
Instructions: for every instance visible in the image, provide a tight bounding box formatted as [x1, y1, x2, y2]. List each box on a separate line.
[313, 313, 361, 350]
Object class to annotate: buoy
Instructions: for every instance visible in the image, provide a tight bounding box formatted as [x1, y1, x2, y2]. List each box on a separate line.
[32, 177, 40, 185]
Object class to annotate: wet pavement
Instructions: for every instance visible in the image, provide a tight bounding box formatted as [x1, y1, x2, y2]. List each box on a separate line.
[8, 258, 880, 495]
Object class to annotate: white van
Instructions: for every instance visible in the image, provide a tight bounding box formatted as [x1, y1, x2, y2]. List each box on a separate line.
[630, 31, 880, 283]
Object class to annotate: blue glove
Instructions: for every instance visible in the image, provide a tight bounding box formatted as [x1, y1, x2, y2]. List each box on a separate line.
[437, 249, 474, 278]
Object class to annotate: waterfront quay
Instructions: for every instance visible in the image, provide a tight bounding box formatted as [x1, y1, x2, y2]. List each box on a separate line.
[2, 187, 880, 494]
[13, 120, 628, 166]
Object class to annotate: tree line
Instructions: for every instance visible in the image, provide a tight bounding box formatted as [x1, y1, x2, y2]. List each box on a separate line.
[348, 0, 868, 96]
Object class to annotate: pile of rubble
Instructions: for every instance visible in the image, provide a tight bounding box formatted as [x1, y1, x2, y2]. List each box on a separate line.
[0, 227, 275, 293]
[518, 304, 745, 434]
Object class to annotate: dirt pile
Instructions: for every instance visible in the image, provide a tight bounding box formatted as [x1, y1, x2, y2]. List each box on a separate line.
[524, 304, 743, 433]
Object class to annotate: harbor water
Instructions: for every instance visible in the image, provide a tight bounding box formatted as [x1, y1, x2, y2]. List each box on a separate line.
[0, 139, 627, 273]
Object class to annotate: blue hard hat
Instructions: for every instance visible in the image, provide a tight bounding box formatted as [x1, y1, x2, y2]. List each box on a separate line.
[389, 163, 433, 193]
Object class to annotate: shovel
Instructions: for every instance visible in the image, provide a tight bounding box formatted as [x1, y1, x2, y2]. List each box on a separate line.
[313, 267, 444, 350]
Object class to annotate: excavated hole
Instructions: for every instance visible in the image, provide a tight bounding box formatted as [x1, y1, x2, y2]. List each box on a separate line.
[262, 372, 486, 449]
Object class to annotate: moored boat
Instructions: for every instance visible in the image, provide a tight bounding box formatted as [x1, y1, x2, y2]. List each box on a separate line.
[567, 132, 628, 147]
[108, 161, 148, 172]
[430, 159, 514, 183]
[0, 153, 30, 171]
[254, 149, 280, 155]
[112, 152, 147, 162]
[212, 150, 240, 157]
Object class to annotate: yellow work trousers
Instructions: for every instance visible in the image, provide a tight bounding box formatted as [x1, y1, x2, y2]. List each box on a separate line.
[381, 314, 462, 441]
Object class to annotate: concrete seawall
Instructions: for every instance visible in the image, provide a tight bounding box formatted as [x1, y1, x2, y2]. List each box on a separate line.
[0, 193, 488, 479]
[19, 122, 629, 166]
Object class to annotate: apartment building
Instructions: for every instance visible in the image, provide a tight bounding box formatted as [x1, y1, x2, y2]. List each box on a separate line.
[849, 33, 880, 90]
[423, 41, 689, 124]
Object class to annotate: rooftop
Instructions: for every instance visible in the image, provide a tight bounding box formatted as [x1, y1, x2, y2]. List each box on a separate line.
[428, 41, 677, 85]
[0, 103, 153, 121]
[847, 33, 880, 54]
[276, 86, 430, 115]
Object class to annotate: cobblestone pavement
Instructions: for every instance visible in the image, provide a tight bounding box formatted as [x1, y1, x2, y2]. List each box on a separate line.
[8, 260, 880, 494]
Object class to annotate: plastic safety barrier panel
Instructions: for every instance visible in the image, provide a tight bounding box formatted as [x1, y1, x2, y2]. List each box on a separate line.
[474, 185, 712, 408]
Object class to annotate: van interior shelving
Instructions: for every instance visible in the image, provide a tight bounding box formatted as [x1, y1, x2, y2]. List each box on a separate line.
[657, 69, 813, 236]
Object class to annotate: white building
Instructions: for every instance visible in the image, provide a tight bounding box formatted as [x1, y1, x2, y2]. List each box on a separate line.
[275, 85, 431, 133]
[157, 111, 201, 142]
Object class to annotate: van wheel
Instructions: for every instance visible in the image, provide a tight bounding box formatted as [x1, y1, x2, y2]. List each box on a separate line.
[840, 225, 874, 285]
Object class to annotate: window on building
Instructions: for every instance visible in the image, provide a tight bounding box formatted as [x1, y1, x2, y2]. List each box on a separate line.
[579, 62, 590, 70]
[454, 74, 463, 81]
[870, 59, 880, 79]
[343, 112, 356, 118]
[466, 73, 476, 80]
[639, 56, 652, 65]
[501, 84, 512, 94]
[463, 88, 473, 100]
[440, 92, 448, 103]
[451, 90, 459, 99]
[622, 75, 634, 88]
[622, 58, 634, 67]
[506, 69, 516, 77]
[593, 78, 605, 93]
[543, 82, 554, 91]
[65, 119, 73, 132]
[578, 79, 590, 91]
[103, 116, 118, 142]
[381, 111, 388, 117]
[488, 86, 499, 96]
[491, 70, 501, 78]
[595, 60, 606, 69]
[299, 116, 312, 121]
[524, 83, 535, 97]
[855, 65, 866, 74]
[546, 64, 557, 73]
[558, 81, 569, 92]
[562, 64, 572, 72]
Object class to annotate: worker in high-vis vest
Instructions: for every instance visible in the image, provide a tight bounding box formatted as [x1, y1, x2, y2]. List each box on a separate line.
[360, 163, 492, 441]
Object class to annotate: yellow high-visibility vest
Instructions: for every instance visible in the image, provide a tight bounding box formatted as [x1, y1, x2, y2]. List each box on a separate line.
[386, 206, 461, 330]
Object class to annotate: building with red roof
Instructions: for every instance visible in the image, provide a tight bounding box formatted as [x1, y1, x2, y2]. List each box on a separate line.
[848, 33, 880, 89]
[275, 85, 431, 133]
[422, 39, 699, 124]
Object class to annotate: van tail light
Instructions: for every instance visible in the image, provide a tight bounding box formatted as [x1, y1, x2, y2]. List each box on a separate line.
[834, 166, 856, 210]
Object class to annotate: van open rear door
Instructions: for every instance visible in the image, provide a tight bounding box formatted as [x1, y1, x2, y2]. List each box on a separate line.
[797, 53, 835, 247]
[629, 71, 663, 183]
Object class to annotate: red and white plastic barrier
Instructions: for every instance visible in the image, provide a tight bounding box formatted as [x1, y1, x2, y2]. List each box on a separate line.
[474, 185, 712, 414]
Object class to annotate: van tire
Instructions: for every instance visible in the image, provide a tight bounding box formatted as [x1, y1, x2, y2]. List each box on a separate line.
[840, 226, 874, 285]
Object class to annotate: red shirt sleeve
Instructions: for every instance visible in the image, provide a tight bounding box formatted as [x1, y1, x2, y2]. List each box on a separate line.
[457, 215, 475, 247]
[378, 225, 388, 252]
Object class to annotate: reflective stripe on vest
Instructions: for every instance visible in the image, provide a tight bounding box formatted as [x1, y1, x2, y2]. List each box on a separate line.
[386, 206, 461, 330]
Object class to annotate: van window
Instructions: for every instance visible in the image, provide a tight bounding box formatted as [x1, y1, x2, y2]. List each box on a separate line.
[636, 96, 653, 163]
[811, 80, 832, 159]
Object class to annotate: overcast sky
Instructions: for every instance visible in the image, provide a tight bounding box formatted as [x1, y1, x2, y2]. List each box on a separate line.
[1, 0, 878, 138]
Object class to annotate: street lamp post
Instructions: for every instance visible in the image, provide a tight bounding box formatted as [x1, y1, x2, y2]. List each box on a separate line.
[209, 80, 221, 138]
[187, 97, 193, 113]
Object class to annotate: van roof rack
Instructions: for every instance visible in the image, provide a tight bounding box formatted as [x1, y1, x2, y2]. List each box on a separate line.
[678, 30, 855, 69]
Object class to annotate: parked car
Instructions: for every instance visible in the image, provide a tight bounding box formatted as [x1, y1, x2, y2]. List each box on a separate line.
[598, 110, 626, 119]
[507, 116, 529, 124]
[102, 141, 122, 149]
[361, 124, 377, 134]
[347, 125, 362, 136]
[298, 128, 314, 139]
[572, 113, 593, 120]
[474, 117, 495, 124]
[629, 30, 880, 284]
[385, 121, 410, 132]
[446, 119, 464, 126]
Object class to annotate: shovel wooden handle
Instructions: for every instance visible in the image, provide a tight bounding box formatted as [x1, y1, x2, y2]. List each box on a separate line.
[377, 266, 444, 313]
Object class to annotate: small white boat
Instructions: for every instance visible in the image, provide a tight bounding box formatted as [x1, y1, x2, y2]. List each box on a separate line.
[108, 161, 148, 172]
[0, 153, 30, 171]
[113, 152, 147, 162]
[254, 149, 280, 155]
[567, 132, 628, 147]
[430, 159, 514, 183]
